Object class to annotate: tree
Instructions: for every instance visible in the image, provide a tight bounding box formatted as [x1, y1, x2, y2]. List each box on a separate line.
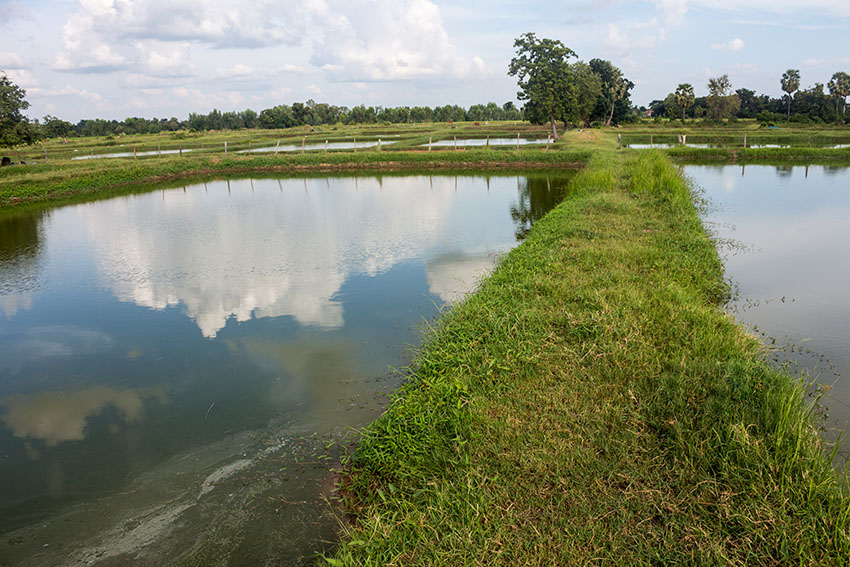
[706, 75, 740, 120]
[781, 69, 801, 120]
[828, 71, 850, 119]
[589, 59, 633, 126]
[566, 61, 602, 127]
[674, 83, 695, 120]
[508, 33, 576, 139]
[0, 72, 35, 147]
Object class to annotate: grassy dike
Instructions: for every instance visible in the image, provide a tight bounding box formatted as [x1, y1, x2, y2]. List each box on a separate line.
[326, 151, 850, 565]
[0, 148, 586, 209]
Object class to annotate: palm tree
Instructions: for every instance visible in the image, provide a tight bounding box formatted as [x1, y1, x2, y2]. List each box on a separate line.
[828, 71, 850, 119]
[780, 69, 801, 120]
[675, 83, 695, 121]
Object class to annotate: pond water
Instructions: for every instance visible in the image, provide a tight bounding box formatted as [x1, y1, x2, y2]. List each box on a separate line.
[686, 164, 850, 448]
[240, 140, 394, 153]
[425, 137, 548, 147]
[72, 149, 196, 160]
[0, 172, 572, 566]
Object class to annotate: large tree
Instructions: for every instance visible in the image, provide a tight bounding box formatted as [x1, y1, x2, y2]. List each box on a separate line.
[828, 71, 850, 119]
[674, 83, 695, 120]
[0, 72, 35, 148]
[706, 75, 741, 120]
[781, 69, 801, 120]
[588, 59, 633, 126]
[508, 33, 576, 139]
[567, 61, 602, 128]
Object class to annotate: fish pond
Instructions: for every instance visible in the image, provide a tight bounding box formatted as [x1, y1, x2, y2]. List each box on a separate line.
[687, 163, 850, 450]
[0, 172, 572, 566]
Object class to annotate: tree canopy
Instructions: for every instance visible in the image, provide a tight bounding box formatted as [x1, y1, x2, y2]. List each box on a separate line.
[508, 33, 576, 139]
[0, 73, 36, 148]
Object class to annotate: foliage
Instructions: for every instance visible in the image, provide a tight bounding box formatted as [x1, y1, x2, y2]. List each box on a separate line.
[828, 72, 850, 118]
[589, 58, 634, 126]
[781, 69, 802, 120]
[0, 73, 37, 148]
[508, 32, 576, 139]
[706, 75, 741, 120]
[674, 83, 695, 120]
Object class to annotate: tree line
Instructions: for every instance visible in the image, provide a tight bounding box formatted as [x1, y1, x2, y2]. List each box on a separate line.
[2, 81, 524, 145]
[649, 69, 850, 124]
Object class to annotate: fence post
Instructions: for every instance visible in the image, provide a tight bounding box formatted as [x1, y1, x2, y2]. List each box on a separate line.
[617, 133, 622, 148]
[486, 135, 490, 148]
[378, 138, 381, 152]
[325, 140, 328, 152]
[133, 145, 137, 159]
[429, 136, 432, 152]
[353, 137, 357, 151]
[224, 141, 227, 155]
[516, 132, 519, 151]
[454, 135, 457, 151]
[650, 134, 653, 149]
[546, 135, 550, 151]
[744, 134, 747, 148]
[179, 144, 183, 157]
[302, 137, 306, 153]
[275, 140, 280, 155]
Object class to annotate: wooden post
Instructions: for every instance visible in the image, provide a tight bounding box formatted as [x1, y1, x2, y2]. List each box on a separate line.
[179, 143, 183, 157]
[808, 133, 812, 146]
[378, 138, 381, 152]
[353, 137, 357, 151]
[224, 141, 227, 155]
[275, 140, 280, 155]
[744, 134, 747, 148]
[650, 134, 653, 149]
[546, 135, 550, 151]
[90, 148, 94, 158]
[682, 134, 686, 145]
[516, 132, 520, 150]
[133, 145, 137, 159]
[454, 135, 457, 151]
[17, 151, 21, 163]
[486, 135, 489, 148]
[302, 137, 305, 153]
[325, 140, 328, 152]
[617, 133, 622, 148]
[248, 140, 251, 152]
[429, 136, 432, 152]
[44, 148, 48, 161]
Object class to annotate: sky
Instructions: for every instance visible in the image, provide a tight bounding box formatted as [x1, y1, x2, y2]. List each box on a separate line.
[1, 0, 848, 122]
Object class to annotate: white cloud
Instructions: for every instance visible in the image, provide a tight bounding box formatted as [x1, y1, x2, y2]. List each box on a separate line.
[304, 84, 322, 96]
[53, 0, 308, 74]
[0, 51, 24, 68]
[213, 64, 256, 80]
[308, 0, 488, 81]
[711, 37, 745, 51]
[28, 85, 108, 107]
[139, 41, 194, 77]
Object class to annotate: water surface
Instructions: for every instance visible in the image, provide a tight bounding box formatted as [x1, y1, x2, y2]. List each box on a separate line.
[0, 172, 572, 565]
[687, 164, 850, 443]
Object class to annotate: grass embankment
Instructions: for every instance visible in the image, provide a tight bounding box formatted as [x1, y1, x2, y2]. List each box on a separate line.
[0, 148, 587, 209]
[328, 151, 850, 565]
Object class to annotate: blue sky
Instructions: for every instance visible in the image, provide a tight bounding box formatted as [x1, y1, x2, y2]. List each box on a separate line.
[1, 0, 848, 122]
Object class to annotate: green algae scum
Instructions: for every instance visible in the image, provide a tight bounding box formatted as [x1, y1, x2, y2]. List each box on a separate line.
[326, 152, 850, 566]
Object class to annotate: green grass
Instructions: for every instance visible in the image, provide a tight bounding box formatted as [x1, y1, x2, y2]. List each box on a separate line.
[326, 151, 850, 566]
[0, 148, 587, 208]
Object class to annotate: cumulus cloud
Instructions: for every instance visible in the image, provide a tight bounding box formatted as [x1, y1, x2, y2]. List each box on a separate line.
[711, 37, 745, 51]
[53, 0, 308, 73]
[308, 0, 488, 81]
